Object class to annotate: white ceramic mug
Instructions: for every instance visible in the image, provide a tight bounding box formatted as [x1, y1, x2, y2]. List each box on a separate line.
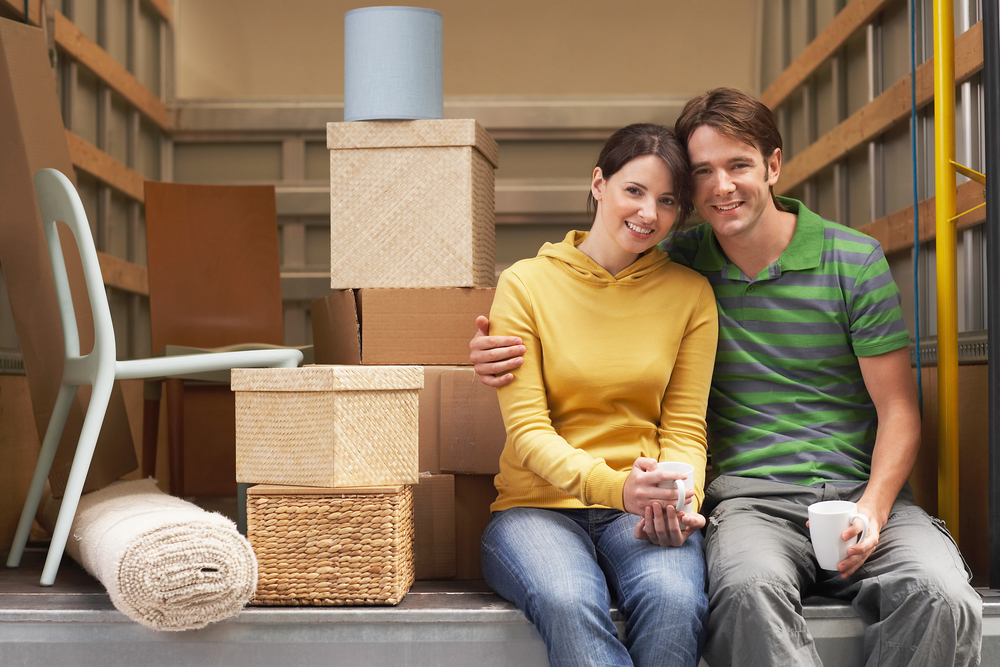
[656, 462, 694, 512]
[807, 500, 870, 571]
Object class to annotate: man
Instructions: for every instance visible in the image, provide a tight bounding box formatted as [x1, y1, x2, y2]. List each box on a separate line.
[471, 88, 982, 666]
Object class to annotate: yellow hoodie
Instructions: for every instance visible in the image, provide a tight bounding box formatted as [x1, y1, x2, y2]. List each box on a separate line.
[489, 230, 718, 513]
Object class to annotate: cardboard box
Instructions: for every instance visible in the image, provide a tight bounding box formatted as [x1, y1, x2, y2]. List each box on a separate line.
[311, 298, 448, 473]
[0, 376, 43, 546]
[181, 385, 238, 496]
[311, 288, 495, 366]
[233, 365, 423, 487]
[418, 366, 506, 476]
[358, 288, 495, 364]
[328, 119, 498, 289]
[439, 367, 506, 475]
[310, 290, 361, 365]
[454, 473, 497, 580]
[913, 364, 991, 585]
[124, 376, 241, 497]
[418, 367, 444, 473]
[412, 473, 456, 580]
[0, 18, 135, 497]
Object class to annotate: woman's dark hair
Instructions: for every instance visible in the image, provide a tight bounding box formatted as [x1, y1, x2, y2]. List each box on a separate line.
[586, 123, 693, 227]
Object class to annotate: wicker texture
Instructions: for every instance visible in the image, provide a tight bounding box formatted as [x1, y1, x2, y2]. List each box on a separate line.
[469, 150, 497, 285]
[231, 365, 423, 392]
[327, 119, 499, 168]
[234, 366, 421, 487]
[248, 485, 414, 606]
[328, 120, 497, 289]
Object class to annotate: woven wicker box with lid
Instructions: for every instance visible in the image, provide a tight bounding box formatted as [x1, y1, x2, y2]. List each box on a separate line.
[327, 119, 498, 288]
[247, 484, 414, 606]
[232, 365, 423, 487]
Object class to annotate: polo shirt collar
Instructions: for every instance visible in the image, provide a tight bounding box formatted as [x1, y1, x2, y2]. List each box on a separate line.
[775, 197, 824, 271]
[691, 196, 824, 276]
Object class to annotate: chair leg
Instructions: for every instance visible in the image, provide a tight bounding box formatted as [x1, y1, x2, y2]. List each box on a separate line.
[40, 376, 114, 586]
[142, 381, 162, 480]
[165, 378, 185, 497]
[6, 383, 78, 569]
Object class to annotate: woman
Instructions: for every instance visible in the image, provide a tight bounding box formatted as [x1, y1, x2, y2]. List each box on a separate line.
[480, 123, 718, 667]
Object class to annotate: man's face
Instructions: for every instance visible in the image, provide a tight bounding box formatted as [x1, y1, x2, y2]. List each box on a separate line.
[687, 125, 781, 241]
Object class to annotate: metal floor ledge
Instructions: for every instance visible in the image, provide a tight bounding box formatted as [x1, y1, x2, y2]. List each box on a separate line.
[2, 550, 997, 666]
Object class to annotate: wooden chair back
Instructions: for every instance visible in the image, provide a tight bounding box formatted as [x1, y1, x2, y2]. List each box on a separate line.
[143, 182, 285, 352]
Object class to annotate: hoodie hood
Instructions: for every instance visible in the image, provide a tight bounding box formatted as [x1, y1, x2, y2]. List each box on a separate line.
[536, 230, 671, 285]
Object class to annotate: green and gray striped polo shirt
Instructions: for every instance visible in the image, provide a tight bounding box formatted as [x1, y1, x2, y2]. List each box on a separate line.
[666, 197, 910, 485]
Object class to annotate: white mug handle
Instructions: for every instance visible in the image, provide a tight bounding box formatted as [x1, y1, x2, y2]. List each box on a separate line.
[674, 479, 686, 512]
[850, 513, 869, 544]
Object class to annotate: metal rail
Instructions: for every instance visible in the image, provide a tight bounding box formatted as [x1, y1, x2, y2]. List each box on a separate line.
[933, 0, 960, 541]
[983, 0, 1000, 589]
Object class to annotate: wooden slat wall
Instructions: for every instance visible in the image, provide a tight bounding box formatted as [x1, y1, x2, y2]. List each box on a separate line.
[759, 0, 987, 261]
[65, 130, 146, 202]
[54, 11, 170, 130]
[776, 22, 984, 195]
[760, 0, 986, 254]
[859, 180, 986, 256]
[98, 251, 149, 295]
[144, 0, 173, 25]
[2, 0, 171, 26]
[1, 0, 162, 295]
[1, 0, 39, 23]
[1, 0, 172, 144]
[760, 0, 896, 109]
[2, 0, 168, 204]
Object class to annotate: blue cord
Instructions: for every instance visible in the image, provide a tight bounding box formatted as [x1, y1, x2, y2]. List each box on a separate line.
[910, 0, 923, 415]
[24, 0, 29, 23]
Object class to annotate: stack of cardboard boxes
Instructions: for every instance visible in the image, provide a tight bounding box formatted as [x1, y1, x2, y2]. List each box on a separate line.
[310, 119, 507, 580]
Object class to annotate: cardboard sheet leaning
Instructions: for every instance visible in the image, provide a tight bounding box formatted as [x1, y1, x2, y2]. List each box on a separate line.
[0, 18, 136, 501]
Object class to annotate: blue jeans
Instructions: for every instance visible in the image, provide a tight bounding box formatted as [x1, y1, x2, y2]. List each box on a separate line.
[481, 507, 708, 667]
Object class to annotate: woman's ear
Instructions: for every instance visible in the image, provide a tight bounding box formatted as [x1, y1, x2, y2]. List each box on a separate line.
[591, 167, 605, 201]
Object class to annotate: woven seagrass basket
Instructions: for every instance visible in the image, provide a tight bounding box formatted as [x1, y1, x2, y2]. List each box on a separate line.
[327, 119, 498, 289]
[233, 365, 423, 487]
[248, 484, 414, 606]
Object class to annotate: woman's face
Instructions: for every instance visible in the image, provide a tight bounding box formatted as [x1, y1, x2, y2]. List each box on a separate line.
[591, 154, 679, 256]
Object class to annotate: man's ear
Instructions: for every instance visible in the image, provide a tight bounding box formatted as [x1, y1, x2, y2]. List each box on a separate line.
[765, 147, 781, 186]
[591, 166, 605, 201]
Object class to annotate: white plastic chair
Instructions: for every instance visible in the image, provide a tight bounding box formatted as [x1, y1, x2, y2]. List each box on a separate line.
[6, 168, 303, 586]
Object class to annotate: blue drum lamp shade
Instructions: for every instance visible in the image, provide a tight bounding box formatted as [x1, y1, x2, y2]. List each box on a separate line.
[344, 6, 444, 121]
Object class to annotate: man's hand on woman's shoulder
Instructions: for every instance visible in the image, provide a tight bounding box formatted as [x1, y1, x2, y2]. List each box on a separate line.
[470, 315, 526, 387]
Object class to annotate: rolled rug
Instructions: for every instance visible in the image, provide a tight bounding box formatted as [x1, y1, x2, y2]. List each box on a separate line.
[59, 478, 257, 631]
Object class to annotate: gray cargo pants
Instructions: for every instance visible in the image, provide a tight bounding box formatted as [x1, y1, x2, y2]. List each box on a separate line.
[702, 475, 982, 667]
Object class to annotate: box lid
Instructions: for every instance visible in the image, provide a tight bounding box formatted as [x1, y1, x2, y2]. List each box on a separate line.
[231, 364, 424, 392]
[326, 119, 499, 169]
[248, 484, 407, 496]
